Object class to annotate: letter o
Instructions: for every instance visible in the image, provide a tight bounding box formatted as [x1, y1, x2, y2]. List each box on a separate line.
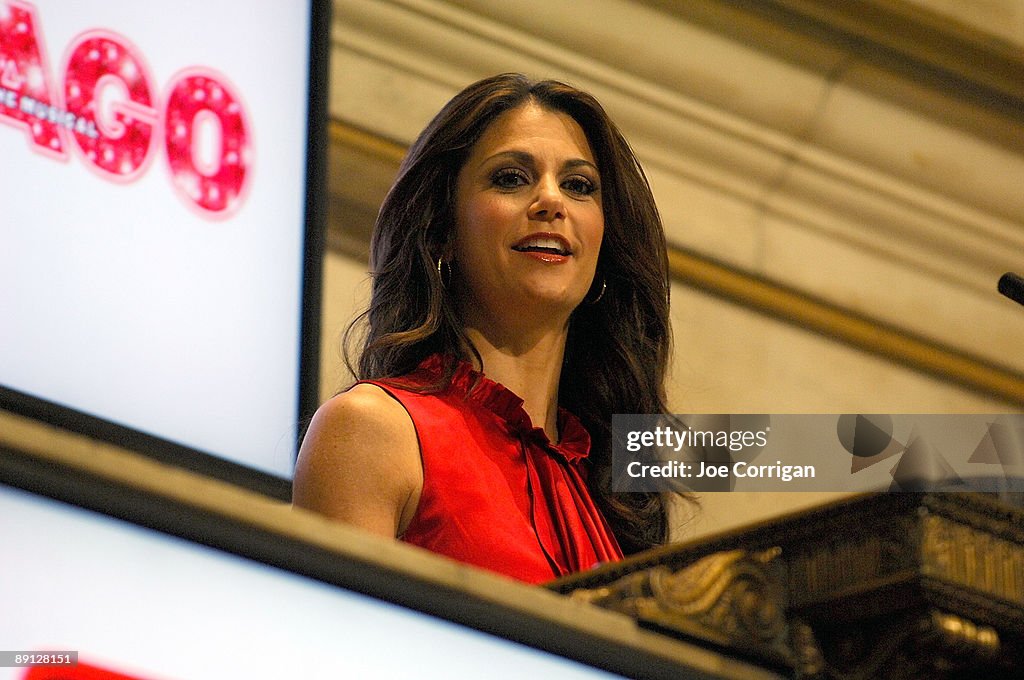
[164, 68, 251, 215]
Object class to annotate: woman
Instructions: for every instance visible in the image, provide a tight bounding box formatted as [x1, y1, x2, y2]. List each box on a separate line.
[294, 73, 672, 583]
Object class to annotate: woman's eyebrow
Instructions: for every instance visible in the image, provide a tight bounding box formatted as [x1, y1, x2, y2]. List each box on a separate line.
[481, 150, 535, 167]
[563, 158, 599, 174]
[482, 150, 598, 174]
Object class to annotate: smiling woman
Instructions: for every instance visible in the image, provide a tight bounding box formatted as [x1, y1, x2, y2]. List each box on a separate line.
[453, 102, 605, 350]
[293, 73, 674, 584]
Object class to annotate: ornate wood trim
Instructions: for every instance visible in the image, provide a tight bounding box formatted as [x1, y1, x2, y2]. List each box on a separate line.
[920, 513, 1024, 619]
[556, 493, 1024, 678]
[569, 548, 799, 672]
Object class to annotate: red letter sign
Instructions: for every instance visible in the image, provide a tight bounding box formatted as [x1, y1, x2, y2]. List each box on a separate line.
[0, 0, 65, 157]
[1, 2, 254, 216]
[63, 31, 158, 181]
[164, 69, 251, 215]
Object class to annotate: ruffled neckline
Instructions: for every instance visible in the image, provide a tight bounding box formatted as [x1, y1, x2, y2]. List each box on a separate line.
[397, 354, 591, 464]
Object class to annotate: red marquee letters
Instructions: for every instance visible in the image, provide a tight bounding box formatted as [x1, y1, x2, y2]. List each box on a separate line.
[0, 1, 252, 216]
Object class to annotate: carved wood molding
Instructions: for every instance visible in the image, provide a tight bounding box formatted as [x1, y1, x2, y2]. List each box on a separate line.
[802, 608, 1006, 680]
[554, 494, 1024, 678]
[569, 548, 804, 673]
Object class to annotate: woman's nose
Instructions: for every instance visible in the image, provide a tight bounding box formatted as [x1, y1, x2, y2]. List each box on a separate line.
[528, 177, 565, 222]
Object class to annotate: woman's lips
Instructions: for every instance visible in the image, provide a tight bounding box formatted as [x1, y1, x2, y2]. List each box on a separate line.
[511, 234, 572, 259]
[516, 250, 569, 264]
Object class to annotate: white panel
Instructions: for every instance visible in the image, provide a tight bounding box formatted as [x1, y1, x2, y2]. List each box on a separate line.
[0, 485, 620, 679]
[0, 0, 316, 477]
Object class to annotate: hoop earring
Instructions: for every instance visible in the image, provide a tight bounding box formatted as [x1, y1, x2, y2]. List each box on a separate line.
[586, 277, 606, 305]
[436, 256, 451, 286]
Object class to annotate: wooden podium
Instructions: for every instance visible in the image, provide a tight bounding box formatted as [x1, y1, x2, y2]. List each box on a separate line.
[551, 492, 1024, 678]
[4, 406, 1022, 679]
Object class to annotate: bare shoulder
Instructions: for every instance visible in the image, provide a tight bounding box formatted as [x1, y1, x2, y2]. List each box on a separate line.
[293, 383, 422, 537]
[311, 383, 417, 440]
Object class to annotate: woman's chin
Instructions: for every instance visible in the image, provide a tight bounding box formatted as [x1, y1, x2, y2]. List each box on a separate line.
[458, 280, 590, 326]
[517, 290, 588, 318]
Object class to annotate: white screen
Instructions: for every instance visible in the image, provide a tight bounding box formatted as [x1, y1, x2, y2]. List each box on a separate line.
[0, 485, 621, 679]
[0, 1, 318, 478]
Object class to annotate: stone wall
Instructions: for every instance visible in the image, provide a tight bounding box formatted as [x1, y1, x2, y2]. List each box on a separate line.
[322, 0, 1024, 536]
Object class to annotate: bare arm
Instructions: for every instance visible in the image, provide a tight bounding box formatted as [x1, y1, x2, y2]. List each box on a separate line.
[293, 383, 423, 537]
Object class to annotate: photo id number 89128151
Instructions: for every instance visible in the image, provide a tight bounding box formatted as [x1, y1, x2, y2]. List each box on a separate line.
[0, 651, 78, 667]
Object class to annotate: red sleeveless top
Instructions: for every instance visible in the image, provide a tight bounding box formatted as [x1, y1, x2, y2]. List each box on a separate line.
[365, 355, 623, 584]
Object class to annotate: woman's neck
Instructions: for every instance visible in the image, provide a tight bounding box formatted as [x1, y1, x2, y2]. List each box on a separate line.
[461, 324, 567, 442]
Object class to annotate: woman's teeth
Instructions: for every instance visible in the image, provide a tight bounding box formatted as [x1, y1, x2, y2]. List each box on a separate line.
[512, 237, 570, 256]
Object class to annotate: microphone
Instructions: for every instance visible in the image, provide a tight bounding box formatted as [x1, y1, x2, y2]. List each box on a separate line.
[999, 273, 1024, 308]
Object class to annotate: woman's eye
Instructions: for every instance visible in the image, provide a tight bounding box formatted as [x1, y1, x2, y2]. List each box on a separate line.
[491, 169, 529, 189]
[563, 175, 597, 196]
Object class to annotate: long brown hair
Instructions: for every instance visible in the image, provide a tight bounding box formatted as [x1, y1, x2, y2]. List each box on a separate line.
[347, 73, 672, 554]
